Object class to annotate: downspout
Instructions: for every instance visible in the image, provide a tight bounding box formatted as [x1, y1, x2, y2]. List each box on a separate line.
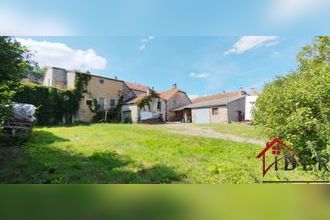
[165, 100, 167, 122]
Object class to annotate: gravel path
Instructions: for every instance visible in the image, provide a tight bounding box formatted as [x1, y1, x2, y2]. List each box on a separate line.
[163, 123, 265, 146]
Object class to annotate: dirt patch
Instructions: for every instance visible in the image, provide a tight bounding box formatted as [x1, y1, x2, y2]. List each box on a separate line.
[163, 123, 265, 146]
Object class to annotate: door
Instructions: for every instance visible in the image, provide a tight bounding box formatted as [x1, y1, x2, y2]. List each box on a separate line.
[99, 97, 105, 111]
[193, 108, 210, 124]
[237, 111, 243, 121]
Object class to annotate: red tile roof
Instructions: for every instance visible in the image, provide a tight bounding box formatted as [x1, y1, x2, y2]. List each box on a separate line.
[125, 82, 149, 93]
[191, 91, 243, 104]
[159, 88, 178, 100]
[159, 88, 189, 101]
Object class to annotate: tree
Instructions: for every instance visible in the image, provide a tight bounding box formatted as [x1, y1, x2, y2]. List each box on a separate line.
[0, 37, 33, 125]
[253, 36, 330, 168]
[25, 66, 47, 84]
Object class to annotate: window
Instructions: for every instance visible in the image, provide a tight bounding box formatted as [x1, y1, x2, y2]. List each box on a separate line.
[99, 79, 104, 84]
[99, 97, 105, 111]
[272, 145, 281, 156]
[212, 107, 218, 115]
[86, 100, 92, 106]
[110, 99, 115, 108]
[157, 101, 161, 111]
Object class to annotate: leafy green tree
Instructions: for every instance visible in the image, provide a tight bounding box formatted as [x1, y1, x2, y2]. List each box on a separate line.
[0, 37, 33, 125]
[25, 66, 46, 84]
[253, 36, 330, 167]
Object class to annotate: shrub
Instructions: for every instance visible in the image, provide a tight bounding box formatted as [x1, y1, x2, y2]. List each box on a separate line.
[0, 131, 31, 147]
[0, 37, 33, 125]
[253, 36, 330, 165]
[12, 72, 91, 126]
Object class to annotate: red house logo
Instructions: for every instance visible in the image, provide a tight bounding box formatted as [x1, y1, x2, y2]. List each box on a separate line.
[256, 138, 295, 176]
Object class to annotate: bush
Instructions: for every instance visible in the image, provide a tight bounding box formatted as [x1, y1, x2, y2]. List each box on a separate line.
[0, 131, 31, 147]
[253, 37, 330, 165]
[0, 37, 33, 125]
[13, 84, 76, 126]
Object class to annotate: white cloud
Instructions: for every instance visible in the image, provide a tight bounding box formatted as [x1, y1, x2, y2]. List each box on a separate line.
[225, 36, 279, 55]
[17, 38, 107, 71]
[267, 0, 329, 24]
[138, 36, 154, 50]
[188, 94, 199, 100]
[0, 7, 74, 35]
[138, 44, 146, 50]
[190, 72, 209, 78]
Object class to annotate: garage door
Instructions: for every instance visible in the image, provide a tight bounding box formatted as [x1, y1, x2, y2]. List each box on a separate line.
[193, 108, 210, 124]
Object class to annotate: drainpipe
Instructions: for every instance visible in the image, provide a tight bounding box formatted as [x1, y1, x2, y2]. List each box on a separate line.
[165, 100, 167, 122]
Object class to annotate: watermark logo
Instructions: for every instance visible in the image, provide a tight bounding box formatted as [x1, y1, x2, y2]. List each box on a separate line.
[256, 138, 295, 176]
[256, 138, 329, 179]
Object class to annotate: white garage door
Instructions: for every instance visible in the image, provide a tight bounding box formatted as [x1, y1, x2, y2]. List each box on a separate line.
[194, 108, 210, 124]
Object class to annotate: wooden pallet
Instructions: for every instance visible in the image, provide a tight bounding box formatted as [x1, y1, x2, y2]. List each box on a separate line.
[2, 119, 33, 135]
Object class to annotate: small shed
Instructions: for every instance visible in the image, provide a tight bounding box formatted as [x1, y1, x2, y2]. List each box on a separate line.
[175, 95, 258, 124]
[227, 95, 258, 122]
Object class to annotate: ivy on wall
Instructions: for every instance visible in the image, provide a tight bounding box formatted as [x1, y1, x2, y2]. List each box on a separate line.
[137, 89, 159, 110]
[13, 73, 91, 125]
[91, 92, 125, 123]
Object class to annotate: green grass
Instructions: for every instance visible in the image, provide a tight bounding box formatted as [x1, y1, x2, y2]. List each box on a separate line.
[0, 124, 324, 183]
[197, 123, 265, 140]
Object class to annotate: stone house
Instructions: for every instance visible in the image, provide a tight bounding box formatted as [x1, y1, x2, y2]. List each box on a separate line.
[43, 68, 191, 123]
[173, 90, 258, 124]
[43, 67, 135, 122]
[121, 90, 167, 123]
[121, 84, 192, 123]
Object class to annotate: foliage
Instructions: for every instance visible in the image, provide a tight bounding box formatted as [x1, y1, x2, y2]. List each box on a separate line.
[0, 130, 31, 147]
[87, 98, 101, 113]
[0, 37, 33, 125]
[137, 89, 159, 110]
[91, 93, 125, 123]
[13, 73, 91, 125]
[0, 124, 323, 183]
[25, 66, 46, 84]
[253, 36, 330, 166]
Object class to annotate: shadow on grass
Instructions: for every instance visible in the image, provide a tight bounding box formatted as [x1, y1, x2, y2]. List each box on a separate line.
[0, 130, 184, 183]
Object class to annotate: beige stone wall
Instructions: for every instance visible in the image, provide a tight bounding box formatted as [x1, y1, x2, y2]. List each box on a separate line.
[166, 92, 191, 121]
[43, 68, 53, 87]
[43, 68, 67, 89]
[227, 97, 245, 122]
[210, 106, 228, 123]
[77, 76, 125, 122]
[121, 104, 139, 123]
[124, 98, 166, 123]
[66, 71, 76, 90]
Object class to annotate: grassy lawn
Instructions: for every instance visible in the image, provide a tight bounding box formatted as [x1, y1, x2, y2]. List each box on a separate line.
[197, 123, 265, 140]
[0, 124, 323, 183]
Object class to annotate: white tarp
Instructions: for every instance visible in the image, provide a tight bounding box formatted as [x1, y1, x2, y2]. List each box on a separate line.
[12, 104, 36, 122]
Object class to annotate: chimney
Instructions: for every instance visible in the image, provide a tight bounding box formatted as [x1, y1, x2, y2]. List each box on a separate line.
[249, 87, 257, 95]
[115, 76, 117, 79]
[240, 87, 247, 95]
[147, 88, 151, 95]
[172, 83, 177, 89]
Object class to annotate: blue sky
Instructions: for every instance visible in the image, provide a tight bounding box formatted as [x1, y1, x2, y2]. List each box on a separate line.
[17, 36, 310, 97]
[1, 0, 329, 35]
[1, 0, 329, 97]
